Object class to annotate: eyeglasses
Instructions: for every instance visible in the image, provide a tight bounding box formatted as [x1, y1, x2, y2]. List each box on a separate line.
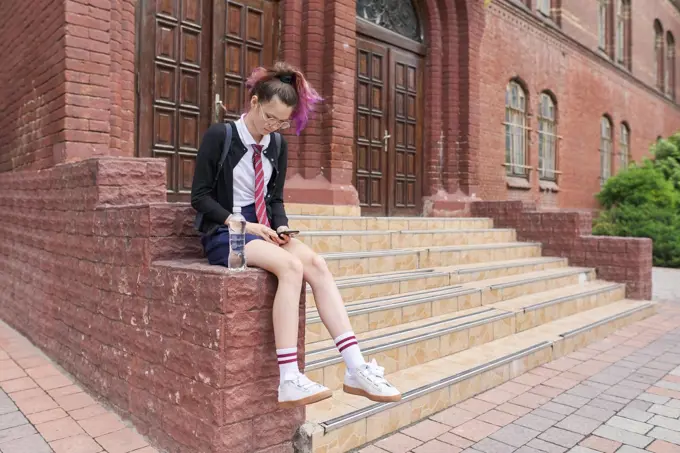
[258, 104, 291, 130]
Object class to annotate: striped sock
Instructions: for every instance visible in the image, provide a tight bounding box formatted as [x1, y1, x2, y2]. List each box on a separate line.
[277, 347, 300, 383]
[334, 331, 365, 371]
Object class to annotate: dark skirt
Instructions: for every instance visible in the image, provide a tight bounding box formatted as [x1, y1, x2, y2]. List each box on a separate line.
[200, 204, 263, 266]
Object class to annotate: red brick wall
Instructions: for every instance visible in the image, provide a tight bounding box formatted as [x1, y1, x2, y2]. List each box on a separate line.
[561, 0, 680, 90]
[478, 1, 680, 210]
[471, 201, 653, 300]
[0, 0, 66, 172]
[0, 158, 305, 453]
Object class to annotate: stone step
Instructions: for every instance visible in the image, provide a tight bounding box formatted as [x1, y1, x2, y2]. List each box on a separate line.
[306, 257, 568, 306]
[289, 215, 493, 232]
[304, 279, 619, 389]
[297, 228, 516, 253]
[305, 266, 597, 343]
[301, 299, 656, 453]
[322, 242, 542, 278]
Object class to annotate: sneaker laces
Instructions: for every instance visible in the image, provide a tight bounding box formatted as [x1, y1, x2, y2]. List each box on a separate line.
[294, 374, 324, 392]
[363, 359, 391, 387]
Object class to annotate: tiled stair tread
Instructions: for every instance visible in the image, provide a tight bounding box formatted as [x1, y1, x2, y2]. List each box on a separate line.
[445, 256, 566, 274]
[304, 278, 624, 366]
[298, 228, 513, 236]
[320, 256, 565, 289]
[525, 299, 654, 338]
[305, 299, 654, 425]
[464, 266, 592, 289]
[306, 284, 468, 317]
[491, 281, 623, 312]
[289, 214, 492, 221]
[306, 266, 590, 319]
[305, 306, 505, 361]
[320, 242, 539, 260]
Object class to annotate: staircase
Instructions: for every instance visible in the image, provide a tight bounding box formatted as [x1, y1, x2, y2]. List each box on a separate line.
[289, 213, 656, 453]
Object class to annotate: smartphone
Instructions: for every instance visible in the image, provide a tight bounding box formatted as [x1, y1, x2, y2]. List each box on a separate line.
[278, 229, 300, 238]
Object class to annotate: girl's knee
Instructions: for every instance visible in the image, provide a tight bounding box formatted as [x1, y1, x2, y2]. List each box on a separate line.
[277, 254, 304, 280]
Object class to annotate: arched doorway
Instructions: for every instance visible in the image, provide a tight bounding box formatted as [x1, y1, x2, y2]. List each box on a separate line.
[135, 0, 279, 201]
[354, 0, 425, 216]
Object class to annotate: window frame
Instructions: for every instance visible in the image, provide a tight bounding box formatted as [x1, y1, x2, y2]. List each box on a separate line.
[600, 116, 614, 184]
[504, 81, 530, 178]
[537, 93, 558, 182]
[619, 122, 630, 172]
[598, 0, 608, 51]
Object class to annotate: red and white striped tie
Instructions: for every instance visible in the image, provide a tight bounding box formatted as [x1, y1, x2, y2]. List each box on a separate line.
[252, 144, 270, 228]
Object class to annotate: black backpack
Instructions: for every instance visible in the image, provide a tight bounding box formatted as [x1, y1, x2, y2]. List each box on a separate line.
[194, 122, 282, 232]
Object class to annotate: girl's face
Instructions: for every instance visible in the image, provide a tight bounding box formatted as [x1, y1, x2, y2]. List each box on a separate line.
[250, 95, 294, 136]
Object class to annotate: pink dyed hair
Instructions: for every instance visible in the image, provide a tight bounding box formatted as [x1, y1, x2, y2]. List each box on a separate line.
[245, 62, 323, 135]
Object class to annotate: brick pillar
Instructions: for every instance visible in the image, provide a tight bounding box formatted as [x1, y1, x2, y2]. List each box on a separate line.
[282, 0, 360, 206]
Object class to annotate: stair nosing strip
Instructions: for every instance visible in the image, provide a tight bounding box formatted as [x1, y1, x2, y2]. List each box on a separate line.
[488, 268, 591, 290]
[321, 242, 540, 260]
[456, 257, 564, 275]
[306, 287, 476, 324]
[427, 242, 540, 253]
[306, 310, 510, 370]
[288, 215, 491, 221]
[523, 283, 624, 313]
[319, 340, 552, 432]
[310, 269, 447, 292]
[558, 303, 654, 339]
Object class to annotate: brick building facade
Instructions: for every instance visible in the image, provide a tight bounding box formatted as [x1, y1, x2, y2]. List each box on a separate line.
[0, 0, 679, 213]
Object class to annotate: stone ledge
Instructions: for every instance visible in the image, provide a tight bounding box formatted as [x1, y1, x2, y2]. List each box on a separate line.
[0, 158, 304, 453]
[470, 201, 653, 300]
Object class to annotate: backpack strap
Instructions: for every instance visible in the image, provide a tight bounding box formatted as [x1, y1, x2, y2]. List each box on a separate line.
[194, 123, 233, 233]
[212, 122, 233, 189]
[274, 132, 282, 155]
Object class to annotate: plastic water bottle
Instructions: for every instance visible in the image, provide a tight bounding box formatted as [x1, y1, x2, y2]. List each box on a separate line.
[227, 207, 247, 269]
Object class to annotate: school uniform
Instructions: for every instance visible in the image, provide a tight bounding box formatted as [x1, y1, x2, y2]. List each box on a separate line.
[191, 116, 289, 266]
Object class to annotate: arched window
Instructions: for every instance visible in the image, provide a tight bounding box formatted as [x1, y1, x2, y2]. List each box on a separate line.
[620, 123, 630, 171]
[655, 20, 665, 91]
[667, 32, 676, 100]
[538, 93, 557, 181]
[505, 81, 528, 177]
[538, 0, 551, 16]
[600, 116, 613, 184]
[615, 0, 631, 67]
[356, 0, 422, 42]
[598, 0, 609, 50]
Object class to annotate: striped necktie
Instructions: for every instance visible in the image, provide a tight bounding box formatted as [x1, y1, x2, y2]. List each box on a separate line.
[251, 144, 270, 228]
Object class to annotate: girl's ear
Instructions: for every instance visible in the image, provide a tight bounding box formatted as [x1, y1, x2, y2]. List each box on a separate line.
[250, 95, 259, 109]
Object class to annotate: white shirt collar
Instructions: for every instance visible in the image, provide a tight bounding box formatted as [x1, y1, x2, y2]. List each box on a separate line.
[235, 114, 271, 148]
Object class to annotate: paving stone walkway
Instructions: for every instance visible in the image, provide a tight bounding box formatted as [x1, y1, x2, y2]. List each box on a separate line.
[0, 321, 157, 453]
[360, 302, 680, 453]
[1, 268, 680, 453]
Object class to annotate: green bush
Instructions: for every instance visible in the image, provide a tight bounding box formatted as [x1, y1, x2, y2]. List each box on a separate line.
[594, 134, 680, 268]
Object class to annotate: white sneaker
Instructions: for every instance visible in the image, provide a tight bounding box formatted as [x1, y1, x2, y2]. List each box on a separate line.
[278, 373, 333, 408]
[343, 359, 402, 403]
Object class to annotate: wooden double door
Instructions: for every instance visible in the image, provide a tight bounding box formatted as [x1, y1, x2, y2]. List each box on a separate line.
[354, 30, 425, 216]
[136, 0, 278, 200]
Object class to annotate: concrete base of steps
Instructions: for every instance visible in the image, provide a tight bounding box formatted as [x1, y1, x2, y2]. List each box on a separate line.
[299, 300, 656, 453]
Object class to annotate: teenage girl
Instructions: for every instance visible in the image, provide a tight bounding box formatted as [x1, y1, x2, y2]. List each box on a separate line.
[191, 62, 401, 408]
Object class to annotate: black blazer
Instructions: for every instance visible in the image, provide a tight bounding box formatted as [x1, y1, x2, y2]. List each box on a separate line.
[190, 122, 289, 235]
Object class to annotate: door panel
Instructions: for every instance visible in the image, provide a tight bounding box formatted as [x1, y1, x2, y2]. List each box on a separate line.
[214, 0, 278, 124]
[355, 38, 390, 215]
[388, 48, 421, 216]
[136, 0, 278, 201]
[354, 35, 423, 216]
[137, 0, 212, 201]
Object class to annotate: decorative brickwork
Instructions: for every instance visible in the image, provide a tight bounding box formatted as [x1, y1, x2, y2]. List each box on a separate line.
[471, 201, 653, 300]
[0, 158, 305, 453]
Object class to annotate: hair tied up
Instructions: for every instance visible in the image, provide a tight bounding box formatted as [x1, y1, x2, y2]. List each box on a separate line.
[278, 74, 294, 84]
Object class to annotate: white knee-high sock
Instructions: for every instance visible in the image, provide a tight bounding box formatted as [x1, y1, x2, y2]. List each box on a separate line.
[334, 331, 366, 371]
[277, 347, 300, 383]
